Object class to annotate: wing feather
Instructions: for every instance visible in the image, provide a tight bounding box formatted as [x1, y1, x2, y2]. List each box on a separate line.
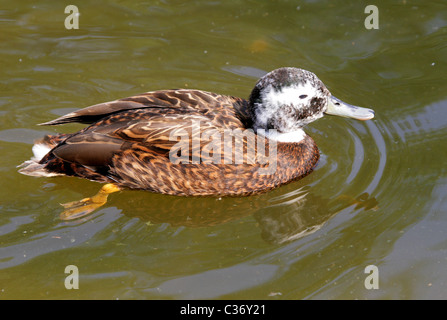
[39, 89, 227, 126]
[38, 89, 255, 179]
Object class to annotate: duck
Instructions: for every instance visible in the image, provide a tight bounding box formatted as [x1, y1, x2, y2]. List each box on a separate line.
[18, 67, 374, 220]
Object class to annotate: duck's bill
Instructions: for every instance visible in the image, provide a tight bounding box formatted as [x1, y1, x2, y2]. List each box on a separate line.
[325, 96, 374, 120]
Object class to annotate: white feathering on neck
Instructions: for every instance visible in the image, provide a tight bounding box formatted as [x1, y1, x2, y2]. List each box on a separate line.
[258, 129, 306, 143]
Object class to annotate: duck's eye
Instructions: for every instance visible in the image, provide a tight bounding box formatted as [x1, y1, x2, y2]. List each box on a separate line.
[299, 95, 307, 99]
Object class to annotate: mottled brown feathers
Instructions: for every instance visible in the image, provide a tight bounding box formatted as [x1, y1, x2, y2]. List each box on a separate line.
[28, 89, 320, 196]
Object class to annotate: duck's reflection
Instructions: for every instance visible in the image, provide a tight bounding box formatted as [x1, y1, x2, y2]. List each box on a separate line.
[116, 185, 378, 245]
[254, 189, 378, 244]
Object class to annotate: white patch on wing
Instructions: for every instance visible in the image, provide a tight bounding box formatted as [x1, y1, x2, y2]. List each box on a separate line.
[32, 143, 51, 161]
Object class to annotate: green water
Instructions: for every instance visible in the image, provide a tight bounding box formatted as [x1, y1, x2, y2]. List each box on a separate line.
[1, 0, 447, 299]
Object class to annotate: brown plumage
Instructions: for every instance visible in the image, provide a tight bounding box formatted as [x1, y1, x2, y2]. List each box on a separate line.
[21, 88, 319, 196]
[18, 68, 374, 219]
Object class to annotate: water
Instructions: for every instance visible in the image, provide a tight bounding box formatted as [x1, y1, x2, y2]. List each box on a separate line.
[1, 0, 447, 299]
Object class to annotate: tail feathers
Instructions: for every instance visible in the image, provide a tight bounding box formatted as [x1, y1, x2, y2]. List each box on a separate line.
[17, 135, 68, 178]
[17, 160, 63, 177]
[35, 133, 70, 152]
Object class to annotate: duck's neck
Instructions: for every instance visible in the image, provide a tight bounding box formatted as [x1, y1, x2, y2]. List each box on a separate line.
[257, 129, 306, 143]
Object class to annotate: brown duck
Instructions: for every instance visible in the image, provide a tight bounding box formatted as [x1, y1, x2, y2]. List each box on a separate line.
[18, 67, 374, 219]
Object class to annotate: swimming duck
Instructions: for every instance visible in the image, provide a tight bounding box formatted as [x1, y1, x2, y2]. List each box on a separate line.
[18, 67, 374, 219]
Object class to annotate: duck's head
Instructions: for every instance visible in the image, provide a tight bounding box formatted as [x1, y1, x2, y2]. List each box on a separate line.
[248, 67, 374, 142]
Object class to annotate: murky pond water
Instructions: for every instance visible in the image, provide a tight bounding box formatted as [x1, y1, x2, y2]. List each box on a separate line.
[1, 1, 447, 299]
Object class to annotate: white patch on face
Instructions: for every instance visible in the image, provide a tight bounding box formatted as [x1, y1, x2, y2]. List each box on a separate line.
[253, 82, 325, 132]
[263, 82, 318, 107]
[258, 129, 306, 143]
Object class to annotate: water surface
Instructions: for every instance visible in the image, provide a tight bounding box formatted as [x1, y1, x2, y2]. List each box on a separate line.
[1, 0, 447, 299]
